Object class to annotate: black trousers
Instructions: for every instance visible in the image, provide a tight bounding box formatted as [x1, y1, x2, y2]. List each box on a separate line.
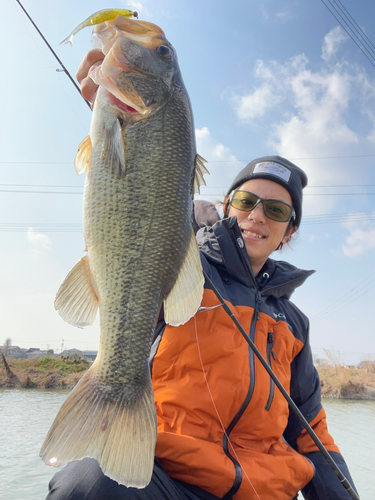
[46, 458, 222, 500]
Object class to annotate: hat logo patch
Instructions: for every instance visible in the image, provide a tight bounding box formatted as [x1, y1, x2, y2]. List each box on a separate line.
[253, 162, 291, 183]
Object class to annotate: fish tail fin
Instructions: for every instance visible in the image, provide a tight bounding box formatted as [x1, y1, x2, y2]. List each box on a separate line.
[40, 365, 157, 488]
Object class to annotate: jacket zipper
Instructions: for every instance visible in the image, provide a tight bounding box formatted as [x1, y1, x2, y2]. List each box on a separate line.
[222, 290, 261, 498]
[222, 222, 261, 498]
[265, 332, 276, 411]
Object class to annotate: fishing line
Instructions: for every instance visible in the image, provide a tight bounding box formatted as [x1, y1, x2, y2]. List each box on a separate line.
[202, 270, 360, 500]
[193, 316, 262, 500]
[14, 0, 91, 109]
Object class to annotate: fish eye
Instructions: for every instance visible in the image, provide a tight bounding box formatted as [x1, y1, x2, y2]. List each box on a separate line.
[156, 45, 171, 56]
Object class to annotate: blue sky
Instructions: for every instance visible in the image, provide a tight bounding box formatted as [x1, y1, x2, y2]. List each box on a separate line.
[1, 0, 375, 364]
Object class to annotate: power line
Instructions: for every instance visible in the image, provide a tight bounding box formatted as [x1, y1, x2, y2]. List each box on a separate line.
[0, 184, 82, 188]
[311, 268, 375, 320]
[2, 211, 375, 232]
[4, 182, 375, 189]
[320, 0, 375, 68]
[335, 0, 375, 53]
[0, 190, 82, 194]
[1, 154, 375, 164]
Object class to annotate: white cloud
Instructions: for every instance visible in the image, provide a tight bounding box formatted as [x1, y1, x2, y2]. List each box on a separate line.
[322, 27, 347, 62]
[27, 228, 52, 255]
[342, 216, 375, 257]
[309, 235, 320, 243]
[232, 84, 282, 120]
[275, 9, 289, 20]
[342, 227, 375, 257]
[195, 127, 238, 163]
[260, 5, 269, 20]
[228, 29, 375, 215]
[194, 127, 244, 201]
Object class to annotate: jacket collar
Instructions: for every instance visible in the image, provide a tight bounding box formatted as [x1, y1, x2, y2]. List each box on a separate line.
[196, 217, 314, 299]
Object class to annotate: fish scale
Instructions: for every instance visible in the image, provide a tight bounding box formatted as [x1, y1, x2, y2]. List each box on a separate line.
[41, 16, 208, 488]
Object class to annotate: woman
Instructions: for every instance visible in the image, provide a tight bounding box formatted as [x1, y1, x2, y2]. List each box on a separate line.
[46, 52, 357, 500]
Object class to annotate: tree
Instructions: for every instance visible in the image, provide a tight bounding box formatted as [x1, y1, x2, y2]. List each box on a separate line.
[2, 337, 12, 357]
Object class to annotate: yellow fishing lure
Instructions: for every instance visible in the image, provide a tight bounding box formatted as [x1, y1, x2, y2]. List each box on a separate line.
[60, 8, 138, 46]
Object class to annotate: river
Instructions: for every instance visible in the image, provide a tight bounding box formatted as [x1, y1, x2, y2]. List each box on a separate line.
[0, 390, 373, 499]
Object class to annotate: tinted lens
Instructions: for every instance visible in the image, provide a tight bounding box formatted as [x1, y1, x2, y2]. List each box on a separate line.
[230, 191, 259, 211]
[230, 190, 293, 222]
[264, 200, 293, 222]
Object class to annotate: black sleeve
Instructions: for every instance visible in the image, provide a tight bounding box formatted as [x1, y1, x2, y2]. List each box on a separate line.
[283, 322, 322, 450]
[301, 451, 358, 500]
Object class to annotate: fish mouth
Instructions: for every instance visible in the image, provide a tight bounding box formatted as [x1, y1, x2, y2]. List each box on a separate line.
[107, 91, 140, 114]
[89, 61, 149, 115]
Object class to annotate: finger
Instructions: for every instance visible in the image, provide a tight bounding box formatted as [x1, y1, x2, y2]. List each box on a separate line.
[76, 49, 105, 84]
[81, 76, 99, 105]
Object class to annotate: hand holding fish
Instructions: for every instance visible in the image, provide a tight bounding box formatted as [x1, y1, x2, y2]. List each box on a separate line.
[76, 49, 104, 106]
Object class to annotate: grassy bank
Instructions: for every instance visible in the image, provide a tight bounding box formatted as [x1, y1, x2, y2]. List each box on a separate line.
[1, 356, 375, 399]
[317, 364, 375, 399]
[0, 356, 90, 389]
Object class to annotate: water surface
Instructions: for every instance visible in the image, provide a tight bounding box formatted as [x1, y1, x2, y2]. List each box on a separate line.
[0, 390, 373, 499]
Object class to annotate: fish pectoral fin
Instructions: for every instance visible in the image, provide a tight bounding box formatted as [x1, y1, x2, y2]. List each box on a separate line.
[40, 366, 157, 488]
[164, 230, 204, 326]
[55, 256, 99, 328]
[193, 153, 209, 194]
[75, 135, 92, 175]
[103, 119, 126, 176]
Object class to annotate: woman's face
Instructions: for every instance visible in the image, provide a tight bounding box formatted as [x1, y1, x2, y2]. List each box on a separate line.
[227, 178, 296, 275]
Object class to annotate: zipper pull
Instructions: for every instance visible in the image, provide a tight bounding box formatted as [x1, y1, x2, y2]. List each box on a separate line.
[268, 332, 276, 360]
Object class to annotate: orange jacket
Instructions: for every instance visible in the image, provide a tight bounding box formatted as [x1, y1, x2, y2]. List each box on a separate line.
[151, 218, 340, 500]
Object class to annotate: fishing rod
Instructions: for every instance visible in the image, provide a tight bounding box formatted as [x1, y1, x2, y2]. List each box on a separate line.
[203, 270, 359, 500]
[14, 0, 91, 109]
[16, 3, 359, 498]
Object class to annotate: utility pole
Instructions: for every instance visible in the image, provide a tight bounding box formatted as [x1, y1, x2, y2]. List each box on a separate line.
[60, 339, 64, 355]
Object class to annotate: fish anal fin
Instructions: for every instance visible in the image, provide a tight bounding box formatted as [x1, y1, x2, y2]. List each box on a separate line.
[40, 366, 157, 488]
[55, 256, 99, 328]
[164, 230, 204, 326]
[193, 154, 209, 195]
[75, 136, 92, 175]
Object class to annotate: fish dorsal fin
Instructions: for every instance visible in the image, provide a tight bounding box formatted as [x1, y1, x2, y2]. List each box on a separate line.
[75, 135, 92, 175]
[193, 154, 209, 194]
[164, 230, 204, 326]
[102, 119, 126, 176]
[54, 256, 99, 328]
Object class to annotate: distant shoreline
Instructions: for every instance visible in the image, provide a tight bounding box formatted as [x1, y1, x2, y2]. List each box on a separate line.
[1, 356, 375, 399]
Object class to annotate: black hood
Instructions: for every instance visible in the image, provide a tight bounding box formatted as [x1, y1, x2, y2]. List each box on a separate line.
[196, 216, 314, 300]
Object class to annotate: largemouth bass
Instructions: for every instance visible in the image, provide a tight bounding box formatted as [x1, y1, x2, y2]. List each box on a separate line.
[40, 16, 208, 488]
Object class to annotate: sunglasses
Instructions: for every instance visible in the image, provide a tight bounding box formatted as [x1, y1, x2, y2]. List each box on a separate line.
[229, 190, 295, 223]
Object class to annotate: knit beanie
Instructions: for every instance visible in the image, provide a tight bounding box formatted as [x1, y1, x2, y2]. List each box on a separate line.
[226, 155, 308, 227]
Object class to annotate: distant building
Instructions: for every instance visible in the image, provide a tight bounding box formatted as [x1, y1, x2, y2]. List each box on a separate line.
[357, 360, 375, 371]
[61, 348, 83, 359]
[25, 348, 45, 360]
[82, 350, 98, 362]
[4, 346, 27, 359]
